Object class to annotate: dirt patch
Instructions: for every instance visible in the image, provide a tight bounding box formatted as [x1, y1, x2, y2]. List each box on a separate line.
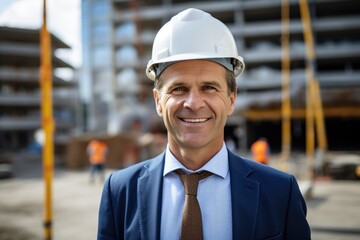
[0, 202, 42, 216]
[0, 225, 40, 240]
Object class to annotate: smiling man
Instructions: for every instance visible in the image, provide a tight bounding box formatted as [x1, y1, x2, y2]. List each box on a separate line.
[154, 60, 236, 170]
[98, 8, 311, 240]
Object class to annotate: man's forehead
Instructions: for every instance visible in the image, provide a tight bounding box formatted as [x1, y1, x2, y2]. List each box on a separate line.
[165, 64, 224, 79]
[161, 60, 226, 77]
[161, 66, 227, 89]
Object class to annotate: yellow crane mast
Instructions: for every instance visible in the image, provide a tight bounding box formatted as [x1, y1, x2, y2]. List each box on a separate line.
[281, 0, 291, 170]
[40, 0, 54, 239]
[299, 0, 328, 178]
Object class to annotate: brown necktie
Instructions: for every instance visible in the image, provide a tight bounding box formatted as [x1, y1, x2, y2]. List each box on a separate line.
[175, 170, 213, 240]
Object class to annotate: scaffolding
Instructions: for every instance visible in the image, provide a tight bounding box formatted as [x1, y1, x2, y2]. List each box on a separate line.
[280, 0, 328, 177]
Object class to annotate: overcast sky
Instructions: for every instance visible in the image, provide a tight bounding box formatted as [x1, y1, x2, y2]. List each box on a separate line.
[0, 0, 82, 68]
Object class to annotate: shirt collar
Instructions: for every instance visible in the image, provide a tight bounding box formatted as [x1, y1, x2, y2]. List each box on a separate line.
[163, 143, 229, 179]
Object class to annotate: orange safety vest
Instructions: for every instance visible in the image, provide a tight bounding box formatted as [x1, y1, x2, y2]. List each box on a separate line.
[87, 140, 107, 164]
[251, 140, 269, 164]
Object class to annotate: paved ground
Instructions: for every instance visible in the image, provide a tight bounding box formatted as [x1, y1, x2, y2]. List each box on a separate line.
[0, 170, 104, 239]
[307, 179, 360, 240]
[0, 153, 104, 240]
[0, 153, 359, 239]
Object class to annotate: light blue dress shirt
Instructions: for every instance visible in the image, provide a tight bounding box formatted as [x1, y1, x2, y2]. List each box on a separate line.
[160, 143, 233, 240]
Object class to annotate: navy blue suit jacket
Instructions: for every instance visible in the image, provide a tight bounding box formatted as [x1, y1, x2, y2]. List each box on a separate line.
[98, 150, 311, 240]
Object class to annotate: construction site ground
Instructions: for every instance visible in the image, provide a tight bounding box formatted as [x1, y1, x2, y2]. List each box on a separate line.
[0, 152, 359, 240]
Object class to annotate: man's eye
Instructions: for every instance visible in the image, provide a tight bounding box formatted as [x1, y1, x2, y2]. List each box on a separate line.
[203, 86, 216, 92]
[172, 87, 186, 93]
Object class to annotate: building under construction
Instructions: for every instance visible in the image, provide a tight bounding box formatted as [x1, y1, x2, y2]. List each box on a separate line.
[0, 27, 77, 156]
[81, 0, 360, 152]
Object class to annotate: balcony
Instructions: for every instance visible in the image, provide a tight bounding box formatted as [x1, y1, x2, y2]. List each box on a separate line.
[0, 116, 74, 131]
[0, 67, 75, 87]
[0, 91, 78, 107]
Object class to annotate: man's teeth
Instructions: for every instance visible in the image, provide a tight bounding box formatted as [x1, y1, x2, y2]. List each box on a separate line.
[183, 118, 207, 123]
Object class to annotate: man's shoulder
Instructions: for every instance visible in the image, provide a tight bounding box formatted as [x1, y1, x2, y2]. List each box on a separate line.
[229, 151, 293, 181]
[107, 153, 164, 186]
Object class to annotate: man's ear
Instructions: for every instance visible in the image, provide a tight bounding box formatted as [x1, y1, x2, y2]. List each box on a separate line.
[153, 89, 163, 117]
[227, 87, 237, 116]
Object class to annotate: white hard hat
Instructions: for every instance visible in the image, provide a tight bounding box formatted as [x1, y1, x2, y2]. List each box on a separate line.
[146, 8, 245, 81]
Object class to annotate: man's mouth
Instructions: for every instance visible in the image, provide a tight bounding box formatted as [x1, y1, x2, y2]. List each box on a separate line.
[181, 118, 209, 123]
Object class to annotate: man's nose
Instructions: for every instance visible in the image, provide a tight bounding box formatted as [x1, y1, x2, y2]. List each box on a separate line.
[183, 90, 205, 110]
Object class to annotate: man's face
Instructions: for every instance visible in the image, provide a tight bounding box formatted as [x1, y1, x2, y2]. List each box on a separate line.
[153, 60, 236, 152]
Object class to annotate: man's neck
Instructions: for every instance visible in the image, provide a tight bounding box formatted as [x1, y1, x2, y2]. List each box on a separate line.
[168, 142, 223, 171]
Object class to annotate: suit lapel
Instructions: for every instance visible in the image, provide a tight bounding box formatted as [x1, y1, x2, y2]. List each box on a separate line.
[229, 151, 259, 239]
[137, 153, 165, 240]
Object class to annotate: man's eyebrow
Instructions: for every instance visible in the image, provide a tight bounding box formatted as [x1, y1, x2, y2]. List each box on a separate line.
[202, 80, 222, 88]
[165, 81, 187, 89]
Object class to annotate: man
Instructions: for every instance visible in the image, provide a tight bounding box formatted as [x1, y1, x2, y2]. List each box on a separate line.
[98, 8, 310, 240]
[87, 139, 107, 183]
[251, 137, 270, 165]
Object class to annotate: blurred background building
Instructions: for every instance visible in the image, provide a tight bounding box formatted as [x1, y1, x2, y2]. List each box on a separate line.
[0, 27, 78, 159]
[81, 0, 360, 153]
[0, 0, 359, 168]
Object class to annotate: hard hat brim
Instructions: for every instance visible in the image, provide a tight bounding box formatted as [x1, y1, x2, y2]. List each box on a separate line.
[146, 53, 244, 81]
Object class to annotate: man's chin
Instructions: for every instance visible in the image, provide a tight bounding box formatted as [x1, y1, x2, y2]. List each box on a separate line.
[177, 136, 209, 149]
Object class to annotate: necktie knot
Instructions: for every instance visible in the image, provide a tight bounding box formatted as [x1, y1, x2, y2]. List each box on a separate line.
[175, 170, 212, 196]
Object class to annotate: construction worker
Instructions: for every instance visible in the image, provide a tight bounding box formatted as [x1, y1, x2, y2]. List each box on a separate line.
[251, 138, 270, 164]
[87, 139, 108, 184]
[98, 8, 310, 239]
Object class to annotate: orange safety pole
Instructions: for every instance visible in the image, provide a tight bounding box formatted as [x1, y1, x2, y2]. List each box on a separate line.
[305, 66, 315, 167]
[40, 0, 54, 239]
[281, 0, 291, 167]
[312, 79, 327, 150]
